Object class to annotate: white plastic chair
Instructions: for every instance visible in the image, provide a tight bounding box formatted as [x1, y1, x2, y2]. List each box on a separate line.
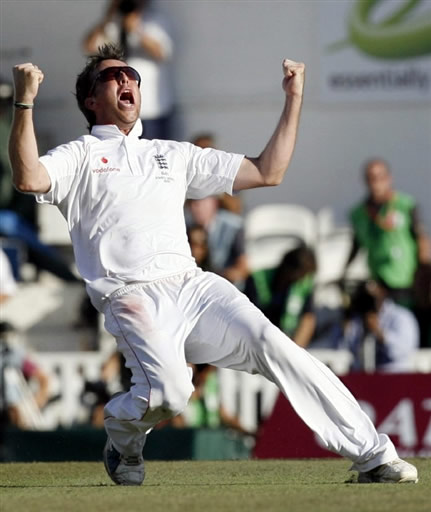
[244, 203, 317, 271]
[316, 207, 335, 239]
[315, 227, 369, 286]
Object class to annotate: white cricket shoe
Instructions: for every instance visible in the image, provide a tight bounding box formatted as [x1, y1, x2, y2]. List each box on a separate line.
[103, 437, 145, 486]
[358, 458, 418, 484]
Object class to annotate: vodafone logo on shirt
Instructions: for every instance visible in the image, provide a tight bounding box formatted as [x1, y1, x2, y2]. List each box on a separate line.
[92, 156, 121, 174]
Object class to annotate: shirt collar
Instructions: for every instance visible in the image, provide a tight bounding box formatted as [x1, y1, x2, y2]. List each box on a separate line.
[91, 119, 143, 140]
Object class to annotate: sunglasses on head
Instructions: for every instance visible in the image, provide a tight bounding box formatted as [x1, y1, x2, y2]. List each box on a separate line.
[88, 66, 141, 97]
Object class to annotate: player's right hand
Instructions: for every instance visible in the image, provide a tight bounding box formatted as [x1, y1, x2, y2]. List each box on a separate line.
[12, 63, 44, 104]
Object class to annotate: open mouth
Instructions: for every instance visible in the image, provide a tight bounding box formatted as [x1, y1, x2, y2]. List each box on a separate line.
[118, 89, 135, 106]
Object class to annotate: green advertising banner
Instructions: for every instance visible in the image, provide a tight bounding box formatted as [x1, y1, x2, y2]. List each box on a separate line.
[319, 0, 431, 102]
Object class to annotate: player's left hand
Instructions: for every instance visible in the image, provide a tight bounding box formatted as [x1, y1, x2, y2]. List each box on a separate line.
[282, 59, 305, 98]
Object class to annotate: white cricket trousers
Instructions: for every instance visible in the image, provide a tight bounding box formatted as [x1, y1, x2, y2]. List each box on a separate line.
[103, 269, 397, 471]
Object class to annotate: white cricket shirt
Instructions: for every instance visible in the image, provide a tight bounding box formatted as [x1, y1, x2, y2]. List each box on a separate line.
[36, 120, 243, 311]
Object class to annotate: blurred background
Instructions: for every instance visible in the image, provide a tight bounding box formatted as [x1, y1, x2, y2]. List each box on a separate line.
[0, 0, 430, 462]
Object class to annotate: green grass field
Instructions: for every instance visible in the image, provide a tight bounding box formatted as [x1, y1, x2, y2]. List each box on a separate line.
[0, 458, 429, 512]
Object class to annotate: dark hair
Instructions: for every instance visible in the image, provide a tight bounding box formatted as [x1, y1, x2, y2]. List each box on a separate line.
[348, 282, 377, 316]
[187, 224, 213, 272]
[372, 276, 391, 293]
[191, 133, 215, 145]
[118, 0, 147, 14]
[273, 245, 317, 290]
[75, 43, 125, 132]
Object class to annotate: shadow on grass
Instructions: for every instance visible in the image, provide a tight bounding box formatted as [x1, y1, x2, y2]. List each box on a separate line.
[0, 483, 110, 488]
[0, 481, 342, 488]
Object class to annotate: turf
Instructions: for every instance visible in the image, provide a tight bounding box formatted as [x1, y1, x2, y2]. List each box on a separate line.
[0, 458, 429, 512]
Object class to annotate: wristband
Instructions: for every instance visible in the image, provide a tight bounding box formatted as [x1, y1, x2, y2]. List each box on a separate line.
[14, 102, 34, 109]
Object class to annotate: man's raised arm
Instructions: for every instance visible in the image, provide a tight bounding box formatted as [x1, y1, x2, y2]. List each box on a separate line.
[233, 58, 305, 191]
[8, 63, 51, 194]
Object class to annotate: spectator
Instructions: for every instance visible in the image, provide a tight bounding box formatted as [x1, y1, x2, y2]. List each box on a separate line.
[84, 0, 175, 140]
[186, 196, 249, 287]
[82, 0, 123, 52]
[187, 224, 213, 272]
[345, 158, 429, 308]
[344, 279, 419, 373]
[245, 245, 317, 348]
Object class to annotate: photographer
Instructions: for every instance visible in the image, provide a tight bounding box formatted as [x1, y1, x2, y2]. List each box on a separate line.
[346, 279, 419, 373]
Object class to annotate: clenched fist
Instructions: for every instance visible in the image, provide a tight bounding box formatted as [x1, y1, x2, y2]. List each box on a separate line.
[282, 59, 305, 98]
[12, 63, 44, 104]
